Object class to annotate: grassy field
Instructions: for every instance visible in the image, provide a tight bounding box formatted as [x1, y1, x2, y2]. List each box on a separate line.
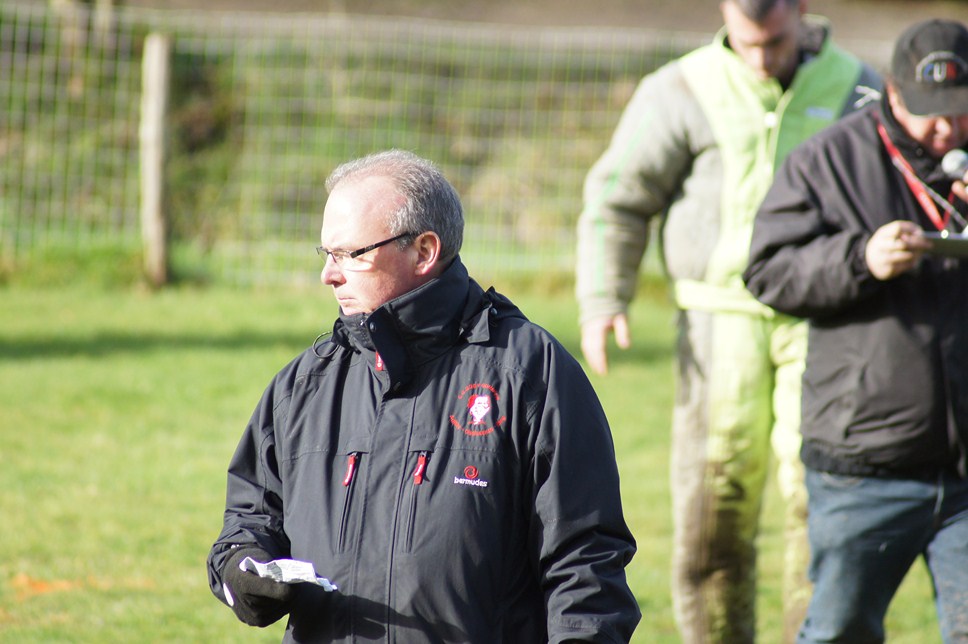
[0, 283, 939, 642]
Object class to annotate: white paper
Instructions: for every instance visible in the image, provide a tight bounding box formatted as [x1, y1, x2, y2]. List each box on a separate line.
[239, 556, 338, 592]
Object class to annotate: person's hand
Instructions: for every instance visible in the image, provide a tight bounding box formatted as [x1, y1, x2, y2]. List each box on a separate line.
[580, 314, 630, 376]
[865, 220, 930, 280]
[222, 546, 296, 627]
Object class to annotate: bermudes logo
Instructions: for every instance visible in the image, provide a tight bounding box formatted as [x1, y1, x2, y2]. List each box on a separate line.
[449, 383, 506, 437]
[454, 465, 488, 488]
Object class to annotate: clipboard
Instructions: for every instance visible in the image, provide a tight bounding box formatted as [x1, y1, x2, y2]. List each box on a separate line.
[923, 231, 968, 258]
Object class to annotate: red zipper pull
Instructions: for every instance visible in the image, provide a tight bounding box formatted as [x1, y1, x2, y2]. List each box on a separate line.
[413, 451, 429, 485]
[342, 453, 358, 487]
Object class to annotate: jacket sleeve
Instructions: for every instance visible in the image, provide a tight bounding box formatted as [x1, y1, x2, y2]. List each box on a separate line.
[530, 341, 641, 642]
[743, 146, 878, 320]
[575, 63, 695, 324]
[206, 375, 293, 606]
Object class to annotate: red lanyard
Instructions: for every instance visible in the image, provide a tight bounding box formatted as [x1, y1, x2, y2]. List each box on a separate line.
[876, 120, 954, 232]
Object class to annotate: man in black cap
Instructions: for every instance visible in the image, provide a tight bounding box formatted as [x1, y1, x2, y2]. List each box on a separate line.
[744, 18, 968, 643]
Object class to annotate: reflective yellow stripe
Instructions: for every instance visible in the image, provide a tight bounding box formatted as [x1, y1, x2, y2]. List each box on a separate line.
[673, 279, 775, 318]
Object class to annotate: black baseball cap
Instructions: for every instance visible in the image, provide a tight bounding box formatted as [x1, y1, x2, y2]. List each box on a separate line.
[891, 19, 968, 116]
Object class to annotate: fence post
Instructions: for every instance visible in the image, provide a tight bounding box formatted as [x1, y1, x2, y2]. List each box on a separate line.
[139, 32, 171, 288]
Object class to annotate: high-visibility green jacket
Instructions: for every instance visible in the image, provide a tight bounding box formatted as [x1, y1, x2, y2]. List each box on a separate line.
[577, 18, 882, 322]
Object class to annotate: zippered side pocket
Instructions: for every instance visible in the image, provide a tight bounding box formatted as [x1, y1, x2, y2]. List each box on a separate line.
[337, 452, 361, 553]
[403, 450, 430, 552]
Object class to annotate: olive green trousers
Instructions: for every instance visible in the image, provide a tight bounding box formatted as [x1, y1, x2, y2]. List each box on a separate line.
[670, 308, 809, 644]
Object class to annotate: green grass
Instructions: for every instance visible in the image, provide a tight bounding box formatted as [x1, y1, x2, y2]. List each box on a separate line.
[0, 284, 939, 642]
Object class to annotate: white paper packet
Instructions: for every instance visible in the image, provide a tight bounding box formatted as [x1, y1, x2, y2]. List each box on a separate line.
[239, 556, 338, 592]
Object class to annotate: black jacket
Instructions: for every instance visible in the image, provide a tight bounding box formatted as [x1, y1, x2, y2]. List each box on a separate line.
[744, 99, 968, 478]
[207, 258, 640, 642]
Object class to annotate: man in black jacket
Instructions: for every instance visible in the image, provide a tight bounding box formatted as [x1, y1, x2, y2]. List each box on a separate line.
[207, 149, 641, 642]
[744, 19, 968, 643]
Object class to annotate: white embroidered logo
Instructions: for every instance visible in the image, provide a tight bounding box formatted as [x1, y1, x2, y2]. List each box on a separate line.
[454, 465, 489, 488]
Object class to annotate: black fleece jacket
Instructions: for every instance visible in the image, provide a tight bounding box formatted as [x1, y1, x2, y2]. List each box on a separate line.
[744, 98, 968, 479]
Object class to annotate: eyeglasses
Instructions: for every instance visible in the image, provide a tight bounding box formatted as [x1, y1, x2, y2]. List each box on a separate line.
[316, 232, 416, 270]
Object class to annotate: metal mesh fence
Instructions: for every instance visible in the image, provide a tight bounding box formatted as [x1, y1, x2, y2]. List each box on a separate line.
[0, 2, 892, 285]
[0, 2, 142, 257]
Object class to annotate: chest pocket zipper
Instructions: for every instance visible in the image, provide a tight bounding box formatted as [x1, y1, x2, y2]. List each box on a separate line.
[338, 452, 361, 553]
[404, 451, 430, 553]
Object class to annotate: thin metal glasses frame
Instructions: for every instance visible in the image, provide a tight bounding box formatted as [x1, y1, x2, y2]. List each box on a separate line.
[316, 232, 416, 265]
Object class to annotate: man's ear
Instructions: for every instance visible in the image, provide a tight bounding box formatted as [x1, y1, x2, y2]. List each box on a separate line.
[412, 231, 443, 276]
[885, 81, 904, 113]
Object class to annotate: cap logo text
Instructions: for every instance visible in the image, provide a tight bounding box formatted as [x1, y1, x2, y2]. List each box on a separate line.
[915, 52, 968, 84]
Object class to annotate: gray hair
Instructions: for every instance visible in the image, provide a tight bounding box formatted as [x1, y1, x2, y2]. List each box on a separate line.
[325, 149, 464, 265]
[724, 0, 799, 22]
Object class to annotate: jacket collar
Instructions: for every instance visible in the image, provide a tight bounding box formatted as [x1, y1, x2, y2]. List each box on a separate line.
[331, 257, 492, 392]
[878, 94, 948, 182]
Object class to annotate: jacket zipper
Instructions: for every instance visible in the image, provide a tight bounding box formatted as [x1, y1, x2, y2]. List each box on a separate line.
[338, 452, 360, 553]
[404, 451, 430, 552]
[412, 451, 428, 485]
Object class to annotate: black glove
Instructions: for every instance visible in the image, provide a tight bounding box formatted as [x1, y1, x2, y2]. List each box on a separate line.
[221, 546, 296, 627]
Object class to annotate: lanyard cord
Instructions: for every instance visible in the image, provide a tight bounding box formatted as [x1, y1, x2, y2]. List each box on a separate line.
[876, 119, 968, 232]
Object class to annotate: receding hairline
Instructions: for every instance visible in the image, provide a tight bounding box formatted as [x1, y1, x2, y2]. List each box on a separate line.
[325, 149, 436, 194]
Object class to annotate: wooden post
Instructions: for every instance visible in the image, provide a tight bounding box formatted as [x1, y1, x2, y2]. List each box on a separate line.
[139, 33, 171, 288]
